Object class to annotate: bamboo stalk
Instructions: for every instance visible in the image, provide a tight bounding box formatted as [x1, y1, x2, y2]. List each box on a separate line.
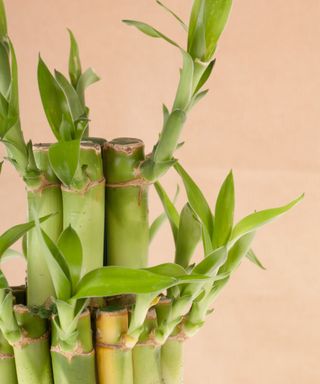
[51, 309, 96, 384]
[62, 141, 105, 275]
[0, 329, 18, 384]
[103, 138, 149, 268]
[96, 307, 133, 384]
[132, 309, 162, 384]
[161, 338, 184, 384]
[27, 144, 63, 306]
[13, 305, 53, 384]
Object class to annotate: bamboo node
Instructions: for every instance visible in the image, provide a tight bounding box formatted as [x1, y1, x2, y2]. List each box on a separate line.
[0, 352, 14, 360]
[105, 177, 151, 189]
[13, 330, 49, 349]
[51, 344, 95, 363]
[62, 177, 105, 194]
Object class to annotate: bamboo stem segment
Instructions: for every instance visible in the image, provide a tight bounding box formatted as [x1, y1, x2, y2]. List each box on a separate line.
[51, 309, 96, 384]
[13, 305, 53, 384]
[96, 308, 133, 384]
[27, 144, 63, 306]
[0, 330, 18, 384]
[161, 338, 184, 384]
[62, 142, 105, 275]
[103, 138, 149, 268]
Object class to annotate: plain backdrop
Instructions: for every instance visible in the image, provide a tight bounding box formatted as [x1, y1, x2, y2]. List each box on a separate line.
[0, 1, 319, 383]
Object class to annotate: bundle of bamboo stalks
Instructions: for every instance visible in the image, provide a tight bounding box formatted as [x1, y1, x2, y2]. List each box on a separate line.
[0, 1, 302, 383]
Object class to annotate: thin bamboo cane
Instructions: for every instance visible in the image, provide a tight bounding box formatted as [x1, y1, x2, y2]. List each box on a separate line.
[27, 144, 63, 306]
[62, 142, 105, 275]
[132, 309, 162, 384]
[0, 329, 18, 384]
[51, 309, 96, 384]
[161, 338, 184, 384]
[96, 307, 133, 384]
[103, 138, 149, 268]
[13, 305, 53, 384]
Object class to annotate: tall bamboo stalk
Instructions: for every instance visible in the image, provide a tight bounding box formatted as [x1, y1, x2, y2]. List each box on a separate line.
[103, 138, 149, 268]
[27, 144, 62, 305]
[51, 309, 96, 384]
[62, 142, 105, 275]
[13, 305, 53, 384]
[96, 307, 133, 384]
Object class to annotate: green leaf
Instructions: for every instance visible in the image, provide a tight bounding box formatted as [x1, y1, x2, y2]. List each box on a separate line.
[76, 68, 100, 108]
[194, 59, 215, 93]
[175, 203, 202, 268]
[0, 270, 8, 289]
[36, 227, 72, 301]
[174, 162, 214, 237]
[213, 170, 234, 248]
[0, 248, 23, 263]
[0, 160, 3, 174]
[188, 89, 209, 111]
[0, 42, 10, 97]
[155, 1, 187, 31]
[188, 0, 233, 62]
[246, 249, 266, 270]
[149, 184, 179, 243]
[219, 232, 255, 275]
[37, 56, 73, 140]
[154, 181, 180, 243]
[57, 226, 83, 291]
[193, 246, 227, 276]
[74, 267, 178, 298]
[123, 19, 180, 49]
[68, 29, 82, 88]
[48, 140, 80, 186]
[8, 40, 19, 117]
[0, 214, 52, 259]
[54, 70, 84, 121]
[173, 50, 194, 111]
[146, 263, 187, 277]
[230, 194, 304, 244]
[0, 0, 7, 38]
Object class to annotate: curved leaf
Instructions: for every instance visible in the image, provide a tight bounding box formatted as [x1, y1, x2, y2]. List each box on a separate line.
[193, 246, 227, 276]
[123, 19, 180, 48]
[213, 170, 234, 248]
[48, 140, 80, 186]
[146, 263, 187, 277]
[57, 226, 83, 290]
[0, 0, 7, 38]
[0, 270, 8, 289]
[246, 249, 266, 270]
[194, 59, 215, 93]
[173, 50, 194, 111]
[156, 1, 187, 31]
[68, 29, 82, 88]
[76, 68, 100, 107]
[230, 194, 304, 244]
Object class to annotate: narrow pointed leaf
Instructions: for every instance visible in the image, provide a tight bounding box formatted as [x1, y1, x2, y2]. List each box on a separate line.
[213, 170, 234, 248]
[175, 203, 202, 268]
[194, 60, 215, 93]
[0, 215, 52, 258]
[174, 162, 214, 236]
[0, 160, 3, 174]
[68, 29, 82, 88]
[0, 0, 7, 38]
[74, 267, 178, 298]
[76, 67, 100, 107]
[146, 263, 187, 277]
[156, 1, 187, 31]
[38, 56, 73, 140]
[246, 249, 266, 270]
[193, 246, 227, 276]
[0, 270, 8, 289]
[57, 226, 83, 290]
[123, 19, 180, 48]
[48, 140, 80, 186]
[230, 194, 304, 244]
[154, 181, 180, 242]
[0, 42, 10, 97]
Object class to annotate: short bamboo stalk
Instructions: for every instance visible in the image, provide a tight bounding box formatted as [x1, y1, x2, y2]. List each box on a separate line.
[27, 144, 63, 306]
[62, 142, 105, 275]
[103, 138, 149, 268]
[13, 305, 53, 384]
[96, 307, 133, 384]
[161, 338, 184, 384]
[0, 329, 18, 384]
[51, 309, 96, 384]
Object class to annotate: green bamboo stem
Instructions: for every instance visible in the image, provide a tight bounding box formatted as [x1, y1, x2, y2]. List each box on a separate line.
[13, 305, 53, 384]
[27, 144, 63, 306]
[0, 329, 18, 384]
[62, 142, 105, 275]
[132, 309, 162, 384]
[103, 138, 149, 268]
[161, 338, 184, 384]
[51, 309, 96, 384]
[96, 307, 133, 384]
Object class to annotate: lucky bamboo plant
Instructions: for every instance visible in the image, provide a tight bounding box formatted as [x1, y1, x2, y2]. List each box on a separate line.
[0, 1, 303, 384]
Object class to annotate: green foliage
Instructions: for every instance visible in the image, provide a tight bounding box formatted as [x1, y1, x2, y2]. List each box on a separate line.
[246, 249, 266, 270]
[156, 0, 187, 31]
[0, 0, 7, 39]
[68, 29, 82, 88]
[188, 0, 233, 62]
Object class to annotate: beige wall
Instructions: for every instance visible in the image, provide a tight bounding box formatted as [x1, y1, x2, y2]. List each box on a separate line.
[0, 1, 319, 382]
